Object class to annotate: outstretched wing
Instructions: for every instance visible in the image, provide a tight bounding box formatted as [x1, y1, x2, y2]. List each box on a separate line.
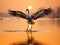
[31, 8, 52, 20]
[8, 10, 28, 19]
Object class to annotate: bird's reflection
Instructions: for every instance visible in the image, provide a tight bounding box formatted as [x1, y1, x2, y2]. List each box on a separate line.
[12, 38, 45, 45]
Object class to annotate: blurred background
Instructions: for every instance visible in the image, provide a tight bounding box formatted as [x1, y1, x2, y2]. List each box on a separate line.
[0, 0, 60, 45]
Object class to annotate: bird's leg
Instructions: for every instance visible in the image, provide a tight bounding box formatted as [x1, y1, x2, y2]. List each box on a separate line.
[26, 22, 33, 45]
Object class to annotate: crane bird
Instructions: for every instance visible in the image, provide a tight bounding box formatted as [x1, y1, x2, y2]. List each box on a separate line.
[8, 8, 52, 24]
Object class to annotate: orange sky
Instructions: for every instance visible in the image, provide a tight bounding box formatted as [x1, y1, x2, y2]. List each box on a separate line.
[0, 0, 60, 13]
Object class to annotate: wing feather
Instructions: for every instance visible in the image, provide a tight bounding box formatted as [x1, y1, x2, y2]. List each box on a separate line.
[31, 10, 45, 20]
[8, 10, 28, 19]
[31, 8, 52, 20]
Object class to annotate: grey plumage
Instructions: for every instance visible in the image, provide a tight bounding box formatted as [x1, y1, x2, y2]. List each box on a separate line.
[8, 8, 52, 20]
